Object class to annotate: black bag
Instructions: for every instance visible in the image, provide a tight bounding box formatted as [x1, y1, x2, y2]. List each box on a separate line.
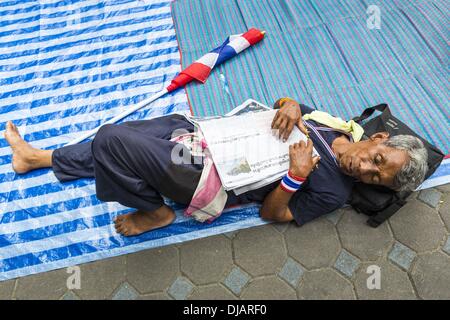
[349, 103, 445, 228]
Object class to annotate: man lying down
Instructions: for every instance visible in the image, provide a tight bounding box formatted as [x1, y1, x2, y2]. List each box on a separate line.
[4, 98, 428, 236]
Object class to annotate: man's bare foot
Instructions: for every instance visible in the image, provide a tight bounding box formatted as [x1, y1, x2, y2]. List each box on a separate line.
[114, 205, 176, 236]
[4, 121, 53, 174]
[3, 121, 45, 174]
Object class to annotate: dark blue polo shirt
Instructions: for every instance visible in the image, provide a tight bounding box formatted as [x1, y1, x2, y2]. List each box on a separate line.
[287, 105, 355, 225]
[230, 104, 355, 226]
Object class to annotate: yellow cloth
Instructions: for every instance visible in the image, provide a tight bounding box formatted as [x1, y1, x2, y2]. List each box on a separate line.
[277, 97, 364, 142]
[303, 110, 364, 142]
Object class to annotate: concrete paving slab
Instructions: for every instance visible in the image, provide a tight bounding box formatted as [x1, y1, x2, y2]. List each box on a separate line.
[297, 269, 355, 300]
[189, 284, 237, 300]
[180, 235, 233, 285]
[285, 219, 340, 269]
[233, 225, 286, 277]
[127, 246, 179, 294]
[390, 200, 447, 252]
[337, 210, 394, 261]
[411, 252, 450, 299]
[354, 260, 416, 300]
[241, 277, 297, 300]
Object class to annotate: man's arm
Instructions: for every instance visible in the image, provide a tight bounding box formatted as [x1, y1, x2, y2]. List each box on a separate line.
[260, 185, 295, 222]
[260, 138, 320, 222]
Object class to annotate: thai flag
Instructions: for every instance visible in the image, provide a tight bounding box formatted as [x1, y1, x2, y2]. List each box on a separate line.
[167, 28, 265, 92]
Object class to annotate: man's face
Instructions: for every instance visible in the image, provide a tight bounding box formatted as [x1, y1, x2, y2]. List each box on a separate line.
[337, 132, 409, 189]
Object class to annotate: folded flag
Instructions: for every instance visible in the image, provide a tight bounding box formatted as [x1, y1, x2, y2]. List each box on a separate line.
[167, 28, 265, 92]
[68, 28, 265, 145]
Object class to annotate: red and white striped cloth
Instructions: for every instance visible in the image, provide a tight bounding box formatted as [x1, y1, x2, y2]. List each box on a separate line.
[167, 28, 265, 92]
[170, 130, 228, 223]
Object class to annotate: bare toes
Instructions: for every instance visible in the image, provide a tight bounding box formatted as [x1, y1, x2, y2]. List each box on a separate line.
[115, 221, 124, 231]
[120, 227, 129, 236]
[114, 217, 123, 225]
[7, 121, 17, 134]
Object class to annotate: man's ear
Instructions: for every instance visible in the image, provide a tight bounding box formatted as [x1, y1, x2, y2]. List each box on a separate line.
[369, 131, 389, 141]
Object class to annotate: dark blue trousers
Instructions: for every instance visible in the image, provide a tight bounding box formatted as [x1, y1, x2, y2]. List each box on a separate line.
[52, 114, 204, 212]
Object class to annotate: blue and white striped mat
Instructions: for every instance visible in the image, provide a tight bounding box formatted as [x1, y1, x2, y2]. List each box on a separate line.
[0, 0, 268, 281]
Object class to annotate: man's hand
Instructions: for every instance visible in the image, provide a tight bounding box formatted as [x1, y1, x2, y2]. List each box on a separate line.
[271, 98, 308, 142]
[289, 138, 320, 178]
[260, 134, 319, 223]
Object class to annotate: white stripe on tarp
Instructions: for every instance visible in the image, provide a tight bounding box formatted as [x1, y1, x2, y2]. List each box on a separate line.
[418, 175, 450, 190]
[417, 158, 450, 190]
[0, 85, 179, 140]
[0, 27, 175, 68]
[0, 6, 171, 44]
[0, 0, 133, 23]
[0, 223, 116, 260]
[0, 16, 173, 56]
[0, 93, 185, 156]
[0, 2, 159, 35]
[1, 39, 178, 92]
[0, 183, 96, 219]
[0, 50, 179, 99]
[3, 202, 126, 234]
[0, 65, 179, 123]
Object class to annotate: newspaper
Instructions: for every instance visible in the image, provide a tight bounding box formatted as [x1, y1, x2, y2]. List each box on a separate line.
[192, 99, 318, 192]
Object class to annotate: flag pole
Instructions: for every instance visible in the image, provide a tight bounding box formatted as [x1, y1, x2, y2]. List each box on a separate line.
[66, 88, 168, 145]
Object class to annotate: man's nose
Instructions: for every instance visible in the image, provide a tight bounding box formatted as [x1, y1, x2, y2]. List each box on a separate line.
[359, 160, 379, 175]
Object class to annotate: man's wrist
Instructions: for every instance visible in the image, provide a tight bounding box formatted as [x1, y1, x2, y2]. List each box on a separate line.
[289, 167, 311, 179]
[274, 97, 299, 109]
[282, 99, 299, 110]
[280, 170, 307, 193]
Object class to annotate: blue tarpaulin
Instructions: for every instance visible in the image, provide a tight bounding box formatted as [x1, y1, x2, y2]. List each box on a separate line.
[0, 0, 264, 281]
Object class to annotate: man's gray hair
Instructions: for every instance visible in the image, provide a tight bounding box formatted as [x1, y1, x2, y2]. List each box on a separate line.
[383, 135, 428, 192]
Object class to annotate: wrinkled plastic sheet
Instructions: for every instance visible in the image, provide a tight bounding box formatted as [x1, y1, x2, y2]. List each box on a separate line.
[0, 0, 269, 282]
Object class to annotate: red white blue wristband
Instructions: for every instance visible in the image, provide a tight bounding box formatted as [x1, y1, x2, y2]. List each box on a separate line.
[280, 171, 306, 193]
